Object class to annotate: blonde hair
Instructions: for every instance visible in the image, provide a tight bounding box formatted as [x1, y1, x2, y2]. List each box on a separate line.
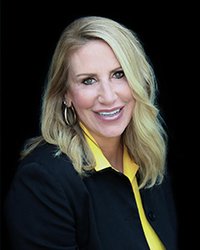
[21, 16, 167, 188]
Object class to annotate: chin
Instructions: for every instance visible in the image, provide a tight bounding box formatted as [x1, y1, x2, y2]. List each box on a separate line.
[101, 128, 125, 138]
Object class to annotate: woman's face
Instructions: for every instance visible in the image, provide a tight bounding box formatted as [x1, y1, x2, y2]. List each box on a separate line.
[66, 40, 135, 143]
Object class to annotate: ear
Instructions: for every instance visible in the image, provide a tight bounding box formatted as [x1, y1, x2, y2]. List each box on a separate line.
[64, 93, 72, 107]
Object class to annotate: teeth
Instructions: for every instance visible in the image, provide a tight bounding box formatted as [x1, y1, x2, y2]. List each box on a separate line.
[99, 109, 120, 116]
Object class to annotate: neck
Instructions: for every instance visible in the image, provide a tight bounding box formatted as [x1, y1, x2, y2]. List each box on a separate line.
[79, 123, 124, 172]
[97, 137, 124, 172]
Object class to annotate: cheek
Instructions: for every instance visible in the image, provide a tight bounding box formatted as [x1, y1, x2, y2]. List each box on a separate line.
[121, 85, 135, 103]
[122, 86, 136, 113]
[129, 98, 136, 113]
[70, 92, 94, 110]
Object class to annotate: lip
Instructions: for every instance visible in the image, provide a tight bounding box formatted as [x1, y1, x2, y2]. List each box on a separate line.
[94, 106, 124, 113]
[94, 106, 124, 121]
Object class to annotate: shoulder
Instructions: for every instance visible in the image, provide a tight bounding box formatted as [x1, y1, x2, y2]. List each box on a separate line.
[21, 142, 71, 167]
[19, 142, 76, 175]
[15, 142, 83, 192]
[141, 170, 175, 201]
[5, 143, 92, 249]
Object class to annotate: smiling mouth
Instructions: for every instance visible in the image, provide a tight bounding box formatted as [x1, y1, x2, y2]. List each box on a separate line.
[98, 108, 121, 117]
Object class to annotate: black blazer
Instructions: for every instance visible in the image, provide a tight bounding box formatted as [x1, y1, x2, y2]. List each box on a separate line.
[4, 143, 178, 250]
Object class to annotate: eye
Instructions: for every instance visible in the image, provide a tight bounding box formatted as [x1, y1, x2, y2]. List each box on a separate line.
[82, 78, 96, 85]
[113, 70, 125, 79]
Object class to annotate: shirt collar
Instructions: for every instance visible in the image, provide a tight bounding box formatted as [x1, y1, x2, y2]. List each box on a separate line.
[80, 123, 111, 171]
[123, 147, 139, 183]
[80, 122, 139, 181]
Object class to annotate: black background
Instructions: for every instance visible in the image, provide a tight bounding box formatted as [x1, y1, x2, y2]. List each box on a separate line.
[1, 1, 198, 249]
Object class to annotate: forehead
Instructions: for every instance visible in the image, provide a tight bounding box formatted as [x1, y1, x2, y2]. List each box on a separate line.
[69, 40, 120, 72]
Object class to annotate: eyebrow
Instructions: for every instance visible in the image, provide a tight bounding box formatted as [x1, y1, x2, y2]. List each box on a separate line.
[75, 67, 122, 78]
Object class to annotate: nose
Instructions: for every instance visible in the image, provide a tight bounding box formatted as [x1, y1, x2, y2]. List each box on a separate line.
[98, 80, 117, 104]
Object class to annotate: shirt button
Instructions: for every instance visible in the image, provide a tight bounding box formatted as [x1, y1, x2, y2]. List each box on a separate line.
[148, 211, 156, 221]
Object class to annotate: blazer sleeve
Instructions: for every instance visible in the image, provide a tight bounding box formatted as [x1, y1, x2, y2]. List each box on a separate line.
[5, 161, 79, 250]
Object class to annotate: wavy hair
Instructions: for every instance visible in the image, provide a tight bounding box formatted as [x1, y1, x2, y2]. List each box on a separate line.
[21, 16, 168, 188]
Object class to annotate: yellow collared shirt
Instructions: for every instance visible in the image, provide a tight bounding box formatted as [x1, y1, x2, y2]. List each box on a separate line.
[81, 124, 165, 250]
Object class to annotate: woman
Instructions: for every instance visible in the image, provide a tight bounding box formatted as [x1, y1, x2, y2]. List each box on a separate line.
[5, 16, 178, 249]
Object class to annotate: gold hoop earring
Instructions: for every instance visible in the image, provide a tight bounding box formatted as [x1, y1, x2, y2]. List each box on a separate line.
[63, 102, 77, 126]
